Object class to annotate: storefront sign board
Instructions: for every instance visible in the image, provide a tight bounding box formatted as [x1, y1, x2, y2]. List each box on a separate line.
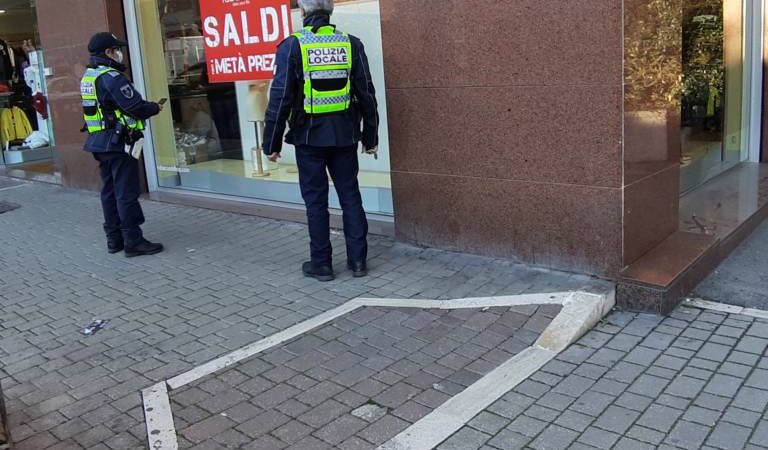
[200, 0, 293, 82]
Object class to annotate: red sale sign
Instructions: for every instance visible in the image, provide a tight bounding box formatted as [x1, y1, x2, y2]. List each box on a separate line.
[200, 0, 293, 83]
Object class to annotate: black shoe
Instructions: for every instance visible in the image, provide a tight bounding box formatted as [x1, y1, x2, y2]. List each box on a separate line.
[302, 261, 334, 282]
[347, 261, 368, 278]
[125, 239, 164, 257]
[107, 238, 124, 254]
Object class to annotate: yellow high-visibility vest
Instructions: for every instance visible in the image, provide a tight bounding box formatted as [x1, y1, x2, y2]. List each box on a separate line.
[293, 26, 353, 115]
[80, 66, 144, 133]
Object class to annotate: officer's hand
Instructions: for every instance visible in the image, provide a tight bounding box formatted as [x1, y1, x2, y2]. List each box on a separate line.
[363, 146, 378, 159]
[267, 152, 281, 162]
[157, 103, 164, 112]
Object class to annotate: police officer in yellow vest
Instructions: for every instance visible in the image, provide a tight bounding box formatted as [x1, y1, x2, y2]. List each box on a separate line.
[81, 32, 164, 257]
[263, 0, 379, 282]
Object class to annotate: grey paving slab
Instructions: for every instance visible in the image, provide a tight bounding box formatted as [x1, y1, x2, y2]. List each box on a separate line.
[170, 305, 559, 449]
[443, 304, 768, 450]
[0, 180, 606, 449]
[694, 220, 768, 309]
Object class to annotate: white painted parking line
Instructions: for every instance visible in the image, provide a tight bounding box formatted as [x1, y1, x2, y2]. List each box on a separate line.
[141, 290, 614, 450]
[0, 183, 28, 192]
[685, 298, 768, 319]
[538, 290, 615, 351]
[358, 291, 576, 310]
[142, 382, 178, 450]
[377, 292, 611, 450]
[167, 292, 581, 390]
[167, 300, 363, 389]
[379, 346, 557, 450]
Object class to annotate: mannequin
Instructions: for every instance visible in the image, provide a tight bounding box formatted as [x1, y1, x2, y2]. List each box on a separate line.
[247, 81, 270, 177]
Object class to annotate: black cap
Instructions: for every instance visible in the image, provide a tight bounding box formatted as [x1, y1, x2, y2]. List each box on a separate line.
[88, 32, 128, 55]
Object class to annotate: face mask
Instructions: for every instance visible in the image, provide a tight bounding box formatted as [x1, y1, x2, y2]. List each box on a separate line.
[112, 50, 124, 64]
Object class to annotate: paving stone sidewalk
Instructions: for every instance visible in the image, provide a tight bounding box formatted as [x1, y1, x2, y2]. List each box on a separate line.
[0, 180, 607, 450]
[172, 304, 560, 450]
[441, 304, 768, 450]
[694, 220, 768, 309]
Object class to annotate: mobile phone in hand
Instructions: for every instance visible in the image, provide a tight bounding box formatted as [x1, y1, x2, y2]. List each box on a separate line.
[158, 98, 168, 105]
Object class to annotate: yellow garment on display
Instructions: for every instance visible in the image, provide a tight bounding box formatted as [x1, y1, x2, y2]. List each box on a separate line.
[0, 106, 34, 147]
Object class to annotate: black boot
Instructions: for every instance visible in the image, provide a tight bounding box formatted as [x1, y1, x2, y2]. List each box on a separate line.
[347, 261, 368, 278]
[302, 261, 334, 282]
[125, 239, 164, 257]
[107, 237, 124, 254]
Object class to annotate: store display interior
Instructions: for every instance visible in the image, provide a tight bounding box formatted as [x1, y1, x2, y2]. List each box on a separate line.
[0, 0, 55, 174]
[143, 0, 393, 213]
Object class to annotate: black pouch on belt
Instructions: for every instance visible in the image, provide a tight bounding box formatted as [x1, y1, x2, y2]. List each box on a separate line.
[109, 121, 125, 146]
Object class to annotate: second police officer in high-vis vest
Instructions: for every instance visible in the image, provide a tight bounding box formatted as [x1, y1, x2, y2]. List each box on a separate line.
[81, 32, 164, 257]
[262, 0, 379, 282]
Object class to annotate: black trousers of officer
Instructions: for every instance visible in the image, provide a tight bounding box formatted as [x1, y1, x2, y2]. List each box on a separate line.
[93, 152, 145, 246]
[295, 144, 368, 267]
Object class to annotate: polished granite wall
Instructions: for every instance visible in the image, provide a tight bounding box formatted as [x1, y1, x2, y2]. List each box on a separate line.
[382, 0, 635, 277]
[36, 0, 127, 190]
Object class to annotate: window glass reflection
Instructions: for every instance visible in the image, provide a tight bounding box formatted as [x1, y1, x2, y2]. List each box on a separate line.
[680, 0, 744, 192]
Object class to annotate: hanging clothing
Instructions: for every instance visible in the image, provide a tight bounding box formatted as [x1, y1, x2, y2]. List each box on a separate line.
[0, 40, 13, 84]
[0, 106, 34, 147]
[32, 92, 49, 119]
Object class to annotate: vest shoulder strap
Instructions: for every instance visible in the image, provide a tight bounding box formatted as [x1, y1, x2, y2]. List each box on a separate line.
[293, 26, 348, 40]
[83, 66, 117, 81]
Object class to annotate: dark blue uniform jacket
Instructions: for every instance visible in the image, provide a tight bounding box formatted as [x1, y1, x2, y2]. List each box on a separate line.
[262, 14, 379, 155]
[83, 56, 160, 153]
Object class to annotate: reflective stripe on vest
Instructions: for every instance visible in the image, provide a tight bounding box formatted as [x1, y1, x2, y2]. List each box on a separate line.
[293, 26, 352, 115]
[80, 66, 145, 133]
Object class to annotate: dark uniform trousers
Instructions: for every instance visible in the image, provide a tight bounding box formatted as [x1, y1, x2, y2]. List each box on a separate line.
[93, 152, 145, 246]
[296, 144, 368, 267]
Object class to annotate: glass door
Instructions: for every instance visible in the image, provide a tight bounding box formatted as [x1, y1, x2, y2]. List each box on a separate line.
[680, 0, 748, 192]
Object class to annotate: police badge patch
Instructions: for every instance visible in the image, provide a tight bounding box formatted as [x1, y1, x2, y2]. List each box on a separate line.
[120, 84, 134, 99]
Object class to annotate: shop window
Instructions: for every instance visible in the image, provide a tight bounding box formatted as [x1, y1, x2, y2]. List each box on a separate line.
[0, 0, 55, 169]
[135, 0, 392, 214]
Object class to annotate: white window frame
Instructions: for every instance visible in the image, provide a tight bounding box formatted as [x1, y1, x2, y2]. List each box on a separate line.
[123, 0, 160, 192]
[747, 0, 766, 162]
